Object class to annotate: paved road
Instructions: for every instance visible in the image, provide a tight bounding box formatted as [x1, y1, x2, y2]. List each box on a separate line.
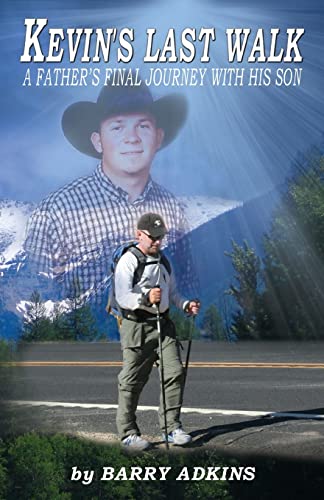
[1, 341, 324, 462]
[12, 339, 324, 362]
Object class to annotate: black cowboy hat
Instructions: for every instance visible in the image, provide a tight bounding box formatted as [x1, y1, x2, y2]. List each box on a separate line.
[61, 79, 188, 159]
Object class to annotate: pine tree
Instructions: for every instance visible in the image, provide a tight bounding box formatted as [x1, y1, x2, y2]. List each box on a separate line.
[64, 278, 98, 341]
[226, 240, 270, 340]
[201, 304, 226, 340]
[51, 302, 74, 340]
[22, 291, 54, 341]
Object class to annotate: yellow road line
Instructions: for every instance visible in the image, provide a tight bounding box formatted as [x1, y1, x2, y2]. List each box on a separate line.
[2, 361, 324, 369]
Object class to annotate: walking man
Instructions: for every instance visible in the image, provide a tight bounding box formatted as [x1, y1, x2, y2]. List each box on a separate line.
[115, 212, 200, 449]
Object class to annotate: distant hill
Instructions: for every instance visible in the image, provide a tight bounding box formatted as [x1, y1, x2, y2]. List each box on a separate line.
[190, 189, 281, 307]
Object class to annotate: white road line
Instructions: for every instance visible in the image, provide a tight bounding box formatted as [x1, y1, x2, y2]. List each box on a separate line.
[6, 400, 324, 420]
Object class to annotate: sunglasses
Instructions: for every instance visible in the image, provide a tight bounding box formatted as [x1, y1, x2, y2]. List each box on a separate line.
[141, 230, 165, 242]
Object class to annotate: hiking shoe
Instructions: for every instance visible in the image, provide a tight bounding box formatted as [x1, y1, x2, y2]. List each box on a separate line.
[163, 428, 192, 446]
[121, 434, 151, 450]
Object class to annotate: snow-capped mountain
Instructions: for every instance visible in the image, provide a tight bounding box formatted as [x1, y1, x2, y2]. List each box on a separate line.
[0, 195, 240, 334]
[179, 196, 242, 231]
[0, 196, 241, 275]
[0, 199, 35, 274]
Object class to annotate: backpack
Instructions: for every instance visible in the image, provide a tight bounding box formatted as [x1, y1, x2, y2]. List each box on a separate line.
[106, 241, 171, 327]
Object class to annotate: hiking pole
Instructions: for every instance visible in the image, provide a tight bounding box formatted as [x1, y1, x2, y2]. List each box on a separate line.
[183, 300, 200, 394]
[154, 286, 169, 450]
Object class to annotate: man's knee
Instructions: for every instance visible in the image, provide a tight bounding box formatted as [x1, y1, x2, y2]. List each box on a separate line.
[118, 370, 149, 392]
[164, 363, 184, 384]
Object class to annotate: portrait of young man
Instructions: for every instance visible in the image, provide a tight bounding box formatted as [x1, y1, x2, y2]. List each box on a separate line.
[22, 80, 198, 318]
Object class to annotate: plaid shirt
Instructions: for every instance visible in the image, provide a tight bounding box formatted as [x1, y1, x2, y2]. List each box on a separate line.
[23, 164, 197, 305]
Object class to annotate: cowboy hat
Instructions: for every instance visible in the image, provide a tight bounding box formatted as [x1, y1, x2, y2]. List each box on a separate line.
[61, 79, 188, 159]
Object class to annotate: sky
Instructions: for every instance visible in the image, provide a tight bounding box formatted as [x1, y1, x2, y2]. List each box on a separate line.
[1, 0, 323, 203]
